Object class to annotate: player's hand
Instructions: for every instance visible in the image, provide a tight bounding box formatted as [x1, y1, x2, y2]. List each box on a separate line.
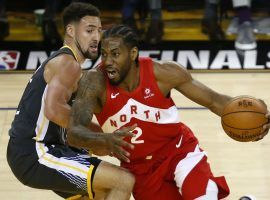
[253, 112, 270, 141]
[253, 100, 269, 141]
[105, 124, 137, 162]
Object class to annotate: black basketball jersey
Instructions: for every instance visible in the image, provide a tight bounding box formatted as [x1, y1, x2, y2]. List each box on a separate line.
[9, 46, 77, 145]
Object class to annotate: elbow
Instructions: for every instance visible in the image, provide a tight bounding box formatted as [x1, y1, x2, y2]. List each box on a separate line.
[44, 106, 57, 122]
[66, 128, 77, 147]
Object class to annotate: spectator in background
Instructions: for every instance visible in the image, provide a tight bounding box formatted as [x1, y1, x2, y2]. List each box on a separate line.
[43, 0, 101, 45]
[42, 0, 62, 45]
[233, 0, 270, 50]
[0, 0, 9, 40]
[122, 0, 163, 44]
[232, 0, 257, 50]
[201, 0, 225, 40]
[122, 0, 144, 34]
[145, 0, 163, 44]
[232, 0, 256, 50]
[0, 0, 62, 45]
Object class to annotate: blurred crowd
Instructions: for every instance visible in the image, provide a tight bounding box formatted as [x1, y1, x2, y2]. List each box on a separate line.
[202, 0, 270, 50]
[0, 0, 269, 50]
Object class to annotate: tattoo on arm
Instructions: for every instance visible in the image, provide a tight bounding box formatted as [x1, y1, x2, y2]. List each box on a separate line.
[68, 71, 107, 149]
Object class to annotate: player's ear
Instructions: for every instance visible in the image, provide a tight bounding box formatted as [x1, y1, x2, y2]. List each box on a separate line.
[66, 24, 75, 38]
[130, 47, 138, 62]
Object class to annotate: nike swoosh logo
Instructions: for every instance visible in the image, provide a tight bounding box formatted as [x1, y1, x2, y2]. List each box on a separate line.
[176, 135, 183, 148]
[111, 93, 119, 99]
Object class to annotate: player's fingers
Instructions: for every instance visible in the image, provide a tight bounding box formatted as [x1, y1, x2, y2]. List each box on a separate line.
[254, 128, 269, 141]
[117, 124, 137, 133]
[113, 147, 131, 163]
[263, 123, 270, 130]
[259, 116, 270, 135]
[117, 131, 136, 138]
[118, 139, 135, 150]
[265, 112, 270, 120]
[253, 136, 263, 142]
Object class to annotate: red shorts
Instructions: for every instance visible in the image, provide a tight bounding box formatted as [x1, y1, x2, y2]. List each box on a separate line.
[123, 124, 230, 200]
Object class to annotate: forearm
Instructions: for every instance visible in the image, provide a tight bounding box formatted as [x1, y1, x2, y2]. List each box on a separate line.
[67, 125, 108, 152]
[209, 94, 232, 116]
[45, 103, 71, 128]
[56, 103, 71, 128]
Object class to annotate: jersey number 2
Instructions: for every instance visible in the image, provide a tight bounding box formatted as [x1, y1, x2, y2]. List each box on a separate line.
[131, 127, 144, 144]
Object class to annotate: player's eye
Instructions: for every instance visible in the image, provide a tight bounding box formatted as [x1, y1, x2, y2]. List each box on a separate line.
[87, 29, 94, 33]
[112, 52, 120, 57]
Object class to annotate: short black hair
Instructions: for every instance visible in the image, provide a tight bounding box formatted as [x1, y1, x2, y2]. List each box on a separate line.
[102, 24, 139, 49]
[102, 24, 139, 64]
[62, 2, 100, 29]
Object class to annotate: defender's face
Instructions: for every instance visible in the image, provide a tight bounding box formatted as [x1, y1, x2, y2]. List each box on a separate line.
[74, 16, 102, 60]
[101, 37, 132, 85]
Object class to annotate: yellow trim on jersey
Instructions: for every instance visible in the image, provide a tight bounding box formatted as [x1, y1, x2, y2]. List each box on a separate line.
[37, 142, 97, 198]
[87, 165, 95, 199]
[66, 195, 82, 200]
[62, 45, 79, 62]
[33, 113, 47, 141]
[39, 142, 46, 155]
[42, 152, 88, 175]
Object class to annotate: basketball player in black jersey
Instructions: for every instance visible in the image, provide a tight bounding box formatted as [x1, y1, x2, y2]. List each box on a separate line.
[6, 2, 136, 200]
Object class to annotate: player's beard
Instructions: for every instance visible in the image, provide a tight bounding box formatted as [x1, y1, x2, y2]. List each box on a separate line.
[75, 39, 98, 60]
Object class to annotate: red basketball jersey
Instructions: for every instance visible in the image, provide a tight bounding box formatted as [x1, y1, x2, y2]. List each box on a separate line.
[96, 58, 230, 199]
[96, 57, 186, 160]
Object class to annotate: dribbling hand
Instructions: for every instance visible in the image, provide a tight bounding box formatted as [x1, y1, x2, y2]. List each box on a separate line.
[105, 124, 137, 162]
[255, 112, 270, 141]
[252, 100, 269, 141]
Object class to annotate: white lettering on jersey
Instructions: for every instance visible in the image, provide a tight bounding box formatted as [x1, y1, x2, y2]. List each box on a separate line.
[101, 98, 180, 133]
[131, 127, 144, 144]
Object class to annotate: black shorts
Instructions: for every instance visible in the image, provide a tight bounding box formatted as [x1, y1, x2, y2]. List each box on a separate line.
[7, 137, 101, 199]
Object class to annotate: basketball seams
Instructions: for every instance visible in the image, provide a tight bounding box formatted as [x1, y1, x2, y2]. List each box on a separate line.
[222, 111, 266, 118]
[222, 112, 267, 129]
[221, 121, 264, 130]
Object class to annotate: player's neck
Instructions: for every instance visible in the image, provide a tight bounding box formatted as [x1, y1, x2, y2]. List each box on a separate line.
[62, 41, 85, 65]
[119, 63, 140, 92]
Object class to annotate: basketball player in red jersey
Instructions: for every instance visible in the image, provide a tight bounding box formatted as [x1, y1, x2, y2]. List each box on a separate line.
[68, 24, 270, 200]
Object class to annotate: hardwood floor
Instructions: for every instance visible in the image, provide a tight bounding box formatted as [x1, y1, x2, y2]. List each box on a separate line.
[0, 72, 269, 199]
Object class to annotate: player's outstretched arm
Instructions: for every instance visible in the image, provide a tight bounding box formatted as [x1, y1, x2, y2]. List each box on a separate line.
[67, 69, 135, 162]
[154, 60, 232, 116]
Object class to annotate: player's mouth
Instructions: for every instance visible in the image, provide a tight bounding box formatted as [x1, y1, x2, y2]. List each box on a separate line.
[89, 44, 98, 53]
[106, 68, 118, 80]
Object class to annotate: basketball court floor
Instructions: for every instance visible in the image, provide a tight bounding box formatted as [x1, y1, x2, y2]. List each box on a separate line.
[0, 72, 269, 200]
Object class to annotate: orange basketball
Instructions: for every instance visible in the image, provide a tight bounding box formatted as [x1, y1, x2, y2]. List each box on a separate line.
[221, 96, 268, 142]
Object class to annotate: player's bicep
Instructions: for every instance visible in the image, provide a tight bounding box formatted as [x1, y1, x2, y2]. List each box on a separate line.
[46, 60, 81, 105]
[162, 62, 216, 107]
[47, 77, 71, 103]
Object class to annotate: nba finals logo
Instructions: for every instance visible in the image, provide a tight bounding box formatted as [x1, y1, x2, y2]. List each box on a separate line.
[0, 51, 20, 70]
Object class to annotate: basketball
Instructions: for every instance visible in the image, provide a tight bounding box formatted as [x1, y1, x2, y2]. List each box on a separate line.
[221, 96, 268, 142]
